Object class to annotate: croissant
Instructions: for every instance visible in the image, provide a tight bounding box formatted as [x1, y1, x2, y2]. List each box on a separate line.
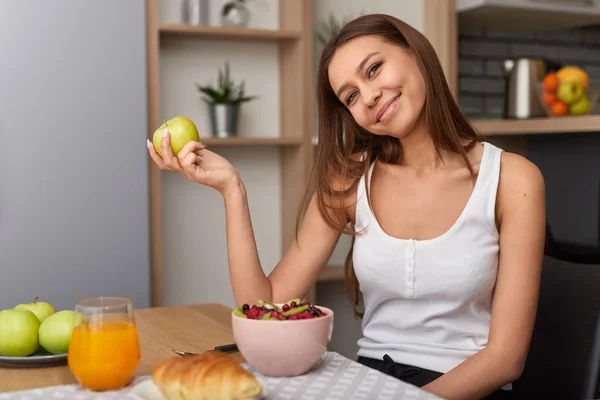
[152, 350, 263, 400]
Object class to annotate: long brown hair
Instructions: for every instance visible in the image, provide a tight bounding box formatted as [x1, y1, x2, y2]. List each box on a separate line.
[298, 14, 483, 318]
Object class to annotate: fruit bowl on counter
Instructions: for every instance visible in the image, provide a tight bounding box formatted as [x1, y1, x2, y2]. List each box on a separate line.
[231, 299, 334, 377]
[540, 66, 599, 117]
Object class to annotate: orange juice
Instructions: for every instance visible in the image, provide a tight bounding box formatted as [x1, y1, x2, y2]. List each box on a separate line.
[68, 321, 140, 391]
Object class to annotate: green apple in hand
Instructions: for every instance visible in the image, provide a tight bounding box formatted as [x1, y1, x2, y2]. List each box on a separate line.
[557, 81, 584, 104]
[0, 309, 40, 356]
[570, 95, 592, 115]
[15, 296, 55, 323]
[152, 116, 200, 157]
[38, 310, 85, 355]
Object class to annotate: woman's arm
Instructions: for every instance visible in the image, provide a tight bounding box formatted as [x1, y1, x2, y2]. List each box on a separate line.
[221, 179, 272, 306]
[421, 152, 546, 400]
[149, 133, 351, 307]
[223, 179, 350, 306]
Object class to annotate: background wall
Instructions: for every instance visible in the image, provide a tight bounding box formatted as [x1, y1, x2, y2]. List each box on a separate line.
[0, 0, 151, 311]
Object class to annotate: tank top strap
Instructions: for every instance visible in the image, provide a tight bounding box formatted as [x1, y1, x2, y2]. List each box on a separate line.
[355, 159, 376, 232]
[472, 141, 504, 233]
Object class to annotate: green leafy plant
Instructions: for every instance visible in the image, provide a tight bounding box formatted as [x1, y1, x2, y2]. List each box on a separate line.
[195, 62, 256, 105]
[316, 13, 358, 45]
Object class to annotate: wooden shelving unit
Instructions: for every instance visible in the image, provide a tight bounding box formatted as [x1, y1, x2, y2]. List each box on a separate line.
[159, 24, 301, 41]
[145, 0, 314, 307]
[473, 115, 600, 137]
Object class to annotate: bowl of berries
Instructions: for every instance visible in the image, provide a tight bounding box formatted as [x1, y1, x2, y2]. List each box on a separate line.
[231, 298, 334, 377]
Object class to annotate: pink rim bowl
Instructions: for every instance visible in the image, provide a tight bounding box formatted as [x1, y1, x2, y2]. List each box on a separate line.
[231, 305, 334, 377]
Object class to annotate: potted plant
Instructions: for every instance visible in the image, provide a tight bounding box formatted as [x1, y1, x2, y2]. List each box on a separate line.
[195, 62, 256, 138]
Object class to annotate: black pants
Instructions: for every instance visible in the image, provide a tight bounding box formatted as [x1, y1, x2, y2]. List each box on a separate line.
[357, 355, 514, 400]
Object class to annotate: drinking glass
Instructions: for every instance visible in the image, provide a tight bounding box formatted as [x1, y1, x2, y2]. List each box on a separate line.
[68, 297, 141, 391]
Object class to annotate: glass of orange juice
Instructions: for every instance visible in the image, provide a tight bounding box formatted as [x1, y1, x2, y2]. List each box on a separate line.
[68, 297, 141, 391]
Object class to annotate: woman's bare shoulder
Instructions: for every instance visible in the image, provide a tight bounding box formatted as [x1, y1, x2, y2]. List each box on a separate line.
[496, 151, 545, 223]
[499, 151, 544, 187]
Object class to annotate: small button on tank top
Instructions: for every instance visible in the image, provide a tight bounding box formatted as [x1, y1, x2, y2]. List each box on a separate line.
[354, 142, 503, 374]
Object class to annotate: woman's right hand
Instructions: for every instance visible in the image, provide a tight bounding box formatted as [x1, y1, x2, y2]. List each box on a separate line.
[147, 128, 241, 196]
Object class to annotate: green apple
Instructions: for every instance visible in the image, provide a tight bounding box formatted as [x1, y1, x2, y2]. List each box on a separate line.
[152, 116, 200, 157]
[0, 309, 40, 356]
[15, 296, 55, 323]
[570, 95, 592, 115]
[38, 310, 85, 355]
[557, 81, 584, 105]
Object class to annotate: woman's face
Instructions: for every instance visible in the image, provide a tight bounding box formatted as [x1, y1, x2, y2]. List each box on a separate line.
[328, 35, 427, 139]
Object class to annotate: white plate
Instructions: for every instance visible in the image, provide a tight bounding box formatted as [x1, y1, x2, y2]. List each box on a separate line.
[0, 349, 67, 367]
[130, 377, 268, 400]
[129, 380, 166, 400]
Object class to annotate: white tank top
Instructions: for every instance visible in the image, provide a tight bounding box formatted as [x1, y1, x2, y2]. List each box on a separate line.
[354, 141, 503, 374]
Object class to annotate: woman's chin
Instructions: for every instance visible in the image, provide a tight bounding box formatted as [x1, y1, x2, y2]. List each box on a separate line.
[378, 121, 412, 140]
[365, 114, 420, 140]
[389, 114, 425, 140]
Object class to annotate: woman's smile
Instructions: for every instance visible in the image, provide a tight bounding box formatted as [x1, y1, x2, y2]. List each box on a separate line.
[376, 94, 401, 124]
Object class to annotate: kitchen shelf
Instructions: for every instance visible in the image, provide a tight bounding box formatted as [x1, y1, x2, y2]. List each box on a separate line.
[202, 137, 303, 146]
[159, 24, 301, 41]
[147, 0, 314, 307]
[318, 266, 345, 282]
[457, 0, 600, 31]
[473, 115, 600, 136]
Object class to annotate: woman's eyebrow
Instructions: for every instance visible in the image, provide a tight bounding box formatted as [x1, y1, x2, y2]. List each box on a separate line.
[335, 52, 380, 98]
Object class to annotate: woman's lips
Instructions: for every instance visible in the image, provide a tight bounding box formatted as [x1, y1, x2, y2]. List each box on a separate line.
[376, 95, 401, 123]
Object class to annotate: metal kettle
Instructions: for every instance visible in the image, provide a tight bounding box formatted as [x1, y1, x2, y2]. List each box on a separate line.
[503, 57, 561, 119]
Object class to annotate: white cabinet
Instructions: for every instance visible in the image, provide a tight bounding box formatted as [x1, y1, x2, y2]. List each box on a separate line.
[457, 0, 600, 31]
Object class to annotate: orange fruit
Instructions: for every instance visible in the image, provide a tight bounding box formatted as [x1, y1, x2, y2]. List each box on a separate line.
[542, 92, 557, 106]
[551, 101, 568, 116]
[543, 73, 559, 92]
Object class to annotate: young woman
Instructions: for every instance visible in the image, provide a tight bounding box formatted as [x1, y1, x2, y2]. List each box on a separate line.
[147, 14, 546, 400]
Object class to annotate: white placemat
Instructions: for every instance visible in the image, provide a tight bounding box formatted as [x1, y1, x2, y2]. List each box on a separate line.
[243, 352, 444, 400]
[0, 352, 444, 399]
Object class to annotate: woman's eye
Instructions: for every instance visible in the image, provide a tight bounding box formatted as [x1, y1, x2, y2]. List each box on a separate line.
[368, 62, 381, 78]
[346, 91, 357, 105]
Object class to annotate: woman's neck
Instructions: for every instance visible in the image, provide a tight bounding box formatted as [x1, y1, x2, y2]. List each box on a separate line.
[397, 121, 444, 174]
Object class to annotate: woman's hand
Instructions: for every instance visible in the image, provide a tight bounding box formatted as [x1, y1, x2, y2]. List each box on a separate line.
[147, 128, 240, 196]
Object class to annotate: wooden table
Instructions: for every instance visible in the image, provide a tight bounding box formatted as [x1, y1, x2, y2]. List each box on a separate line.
[0, 303, 243, 393]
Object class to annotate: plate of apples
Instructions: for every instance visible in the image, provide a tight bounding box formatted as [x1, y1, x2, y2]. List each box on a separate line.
[0, 297, 80, 367]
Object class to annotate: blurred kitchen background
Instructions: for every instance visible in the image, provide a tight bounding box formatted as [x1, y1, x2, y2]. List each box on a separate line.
[1, 1, 599, 398]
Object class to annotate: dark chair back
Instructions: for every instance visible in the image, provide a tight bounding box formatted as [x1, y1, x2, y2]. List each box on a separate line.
[513, 223, 600, 399]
